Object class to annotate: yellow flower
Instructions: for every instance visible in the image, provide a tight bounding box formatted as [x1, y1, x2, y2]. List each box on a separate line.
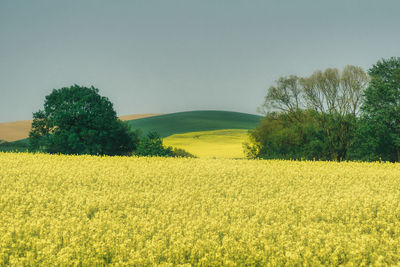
[1, 152, 400, 265]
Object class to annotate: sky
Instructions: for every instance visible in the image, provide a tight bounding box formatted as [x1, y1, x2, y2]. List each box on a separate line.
[1, 0, 400, 122]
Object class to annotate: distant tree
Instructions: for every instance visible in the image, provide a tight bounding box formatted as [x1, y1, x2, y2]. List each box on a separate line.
[349, 57, 400, 162]
[252, 65, 369, 160]
[29, 85, 138, 155]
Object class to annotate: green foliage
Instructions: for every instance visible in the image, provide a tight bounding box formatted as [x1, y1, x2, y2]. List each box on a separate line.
[126, 110, 262, 138]
[245, 110, 330, 160]
[349, 57, 400, 162]
[134, 131, 195, 157]
[135, 132, 174, 157]
[251, 66, 367, 161]
[171, 148, 197, 158]
[29, 85, 139, 156]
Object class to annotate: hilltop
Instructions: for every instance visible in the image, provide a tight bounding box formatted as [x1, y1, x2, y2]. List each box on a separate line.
[126, 110, 262, 138]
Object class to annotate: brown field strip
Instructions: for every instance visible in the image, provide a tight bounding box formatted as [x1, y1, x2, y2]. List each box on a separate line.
[0, 120, 33, 142]
[0, 113, 163, 142]
[118, 113, 163, 121]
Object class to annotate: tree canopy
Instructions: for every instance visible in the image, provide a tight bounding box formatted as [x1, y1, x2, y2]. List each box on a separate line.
[29, 85, 138, 155]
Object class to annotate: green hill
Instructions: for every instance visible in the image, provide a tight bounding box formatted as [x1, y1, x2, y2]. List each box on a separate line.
[126, 110, 262, 138]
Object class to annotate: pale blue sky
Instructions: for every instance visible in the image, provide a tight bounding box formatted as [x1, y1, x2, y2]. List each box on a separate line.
[1, 0, 399, 122]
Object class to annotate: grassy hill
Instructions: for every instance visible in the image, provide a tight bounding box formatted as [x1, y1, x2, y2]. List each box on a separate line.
[126, 110, 262, 138]
[164, 129, 250, 158]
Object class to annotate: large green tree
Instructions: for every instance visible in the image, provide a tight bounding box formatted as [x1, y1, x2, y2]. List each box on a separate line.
[349, 57, 400, 162]
[29, 85, 138, 155]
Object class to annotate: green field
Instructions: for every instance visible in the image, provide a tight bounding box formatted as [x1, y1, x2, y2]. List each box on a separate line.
[164, 129, 249, 158]
[126, 110, 262, 137]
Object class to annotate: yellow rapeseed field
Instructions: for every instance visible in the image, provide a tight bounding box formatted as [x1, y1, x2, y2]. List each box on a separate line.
[1, 152, 400, 265]
[164, 129, 249, 158]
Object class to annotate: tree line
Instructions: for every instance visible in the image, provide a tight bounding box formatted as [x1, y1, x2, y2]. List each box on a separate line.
[246, 57, 400, 162]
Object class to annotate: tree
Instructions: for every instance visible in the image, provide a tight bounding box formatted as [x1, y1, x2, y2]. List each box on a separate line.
[29, 85, 138, 155]
[350, 57, 400, 162]
[258, 66, 368, 117]
[258, 75, 303, 115]
[252, 65, 368, 161]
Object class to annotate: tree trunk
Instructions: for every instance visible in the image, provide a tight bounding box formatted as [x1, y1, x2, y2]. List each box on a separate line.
[397, 148, 400, 163]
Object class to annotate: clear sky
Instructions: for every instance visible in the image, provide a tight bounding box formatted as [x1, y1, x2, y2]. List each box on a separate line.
[1, 0, 399, 122]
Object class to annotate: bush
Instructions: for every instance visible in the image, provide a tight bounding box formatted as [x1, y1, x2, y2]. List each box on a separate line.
[245, 110, 331, 160]
[135, 132, 174, 157]
[135, 132, 196, 158]
[172, 148, 196, 158]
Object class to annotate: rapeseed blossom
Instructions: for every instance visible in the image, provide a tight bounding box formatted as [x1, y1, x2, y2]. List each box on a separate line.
[1, 153, 400, 265]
